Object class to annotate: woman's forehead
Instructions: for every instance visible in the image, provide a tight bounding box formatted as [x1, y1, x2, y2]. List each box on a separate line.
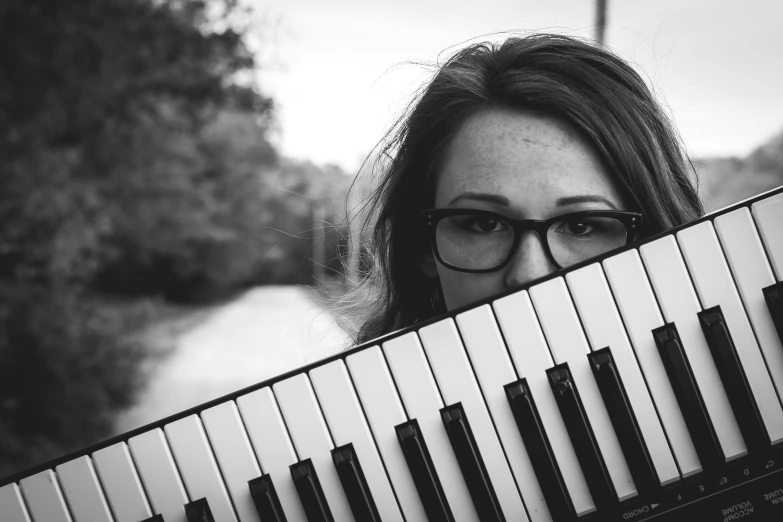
[434, 108, 623, 209]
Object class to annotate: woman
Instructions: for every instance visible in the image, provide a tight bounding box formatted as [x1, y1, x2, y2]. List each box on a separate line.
[339, 33, 703, 346]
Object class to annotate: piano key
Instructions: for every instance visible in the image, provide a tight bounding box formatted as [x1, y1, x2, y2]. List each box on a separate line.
[19, 470, 73, 522]
[249, 475, 287, 522]
[418, 318, 528, 521]
[0, 483, 33, 522]
[698, 307, 770, 452]
[456, 304, 555, 521]
[201, 401, 263, 522]
[55, 456, 113, 522]
[273, 374, 353, 521]
[185, 497, 215, 522]
[752, 192, 783, 279]
[587, 348, 659, 494]
[602, 249, 701, 477]
[128, 428, 189, 522]
[640, 236, 747, 460]
[290, 459, 333, 522]
[714, 208, 783, 406]
[142, 516, 164, 522]
[92, 442, 153, 522]
[309, 360, 403, 521]
[493, 292, 594, 516]
[505, 379, 574, 521]
[331, 444, 381, 521]
[566, 263, 679, 488]
[396, 419, 454, 522]
[677, 220, 783, 445]
[345, 345, 429, 521]
[382, 332, 477, 521]
[236, 388, 308, 522]
[652, 323, 724, 472]
[765, 282, 783, 344]
[547, 363, 617, 511]
[440, 403, 504, 522]
[165, 415, 238, 522]
[529, 277, 636, 501]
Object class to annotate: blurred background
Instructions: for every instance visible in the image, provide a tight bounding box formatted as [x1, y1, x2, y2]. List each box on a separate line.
[0, 0, 781, 479]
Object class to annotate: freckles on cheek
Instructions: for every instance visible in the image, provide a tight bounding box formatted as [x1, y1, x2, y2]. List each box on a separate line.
[438, 271, 472, 310]
[439, 271, 504, 311]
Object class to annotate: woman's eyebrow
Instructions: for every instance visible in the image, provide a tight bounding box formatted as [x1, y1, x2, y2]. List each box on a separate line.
[448, 192, 510, 206]
[555, 195, 618, 209]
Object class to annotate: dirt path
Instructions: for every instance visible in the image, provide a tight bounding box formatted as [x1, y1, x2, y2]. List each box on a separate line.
[115, 285, 350, 434]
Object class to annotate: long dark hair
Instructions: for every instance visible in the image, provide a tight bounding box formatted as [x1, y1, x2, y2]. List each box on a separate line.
[338, 33, 703, 346]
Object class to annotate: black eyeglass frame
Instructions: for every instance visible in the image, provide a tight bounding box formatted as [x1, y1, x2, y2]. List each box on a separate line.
[421, 208, 643, 273]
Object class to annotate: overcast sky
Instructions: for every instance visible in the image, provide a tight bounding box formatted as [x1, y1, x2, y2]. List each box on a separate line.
[248, 0, 783, 173]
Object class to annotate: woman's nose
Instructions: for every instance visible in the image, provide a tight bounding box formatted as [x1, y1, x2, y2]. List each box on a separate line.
[504, 231, 558, 289]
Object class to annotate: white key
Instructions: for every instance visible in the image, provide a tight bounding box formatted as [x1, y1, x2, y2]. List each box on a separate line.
[418, 318, 529, 522]
[56, 456, 113, 522]
[640, 236, 747, 460]
[566, 263, 681, 486]
[19, 470, 73, 522]
[678, 221, 783, 444]
[0, 483, 32, 522]
[603, 250, 701, 476]
[456, 304, 552, 522]
[752, 192, 783, 279]
[165, 415, 237, 522]
[237, 387, 308, 522]
[346, 345, 428, 521]
[128, 428, 189, 522]
[309, 360, 404, 522]
[529, 277, 637, 500]
[93, 442, 153, 522]
[716, 208, 783, 405]
[383, 332, 478, 521]
[494, 292, 594, 515]
[201, 401, 263, 522]
[274, 374, 354, 521]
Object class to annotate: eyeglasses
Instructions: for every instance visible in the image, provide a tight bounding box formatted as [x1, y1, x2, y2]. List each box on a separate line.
[421, 208, 642, 273]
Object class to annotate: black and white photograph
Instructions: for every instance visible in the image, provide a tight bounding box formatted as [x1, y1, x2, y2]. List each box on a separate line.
[1, 0, 782, 520]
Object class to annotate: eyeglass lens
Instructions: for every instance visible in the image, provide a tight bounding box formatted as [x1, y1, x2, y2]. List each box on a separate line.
[435, 214, 629, 270]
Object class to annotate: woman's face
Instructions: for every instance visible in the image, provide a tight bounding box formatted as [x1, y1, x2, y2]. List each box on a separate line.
[421, 107, 630, 311]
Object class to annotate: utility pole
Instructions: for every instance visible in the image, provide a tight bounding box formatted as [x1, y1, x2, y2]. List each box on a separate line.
[596, 0, 608, 47]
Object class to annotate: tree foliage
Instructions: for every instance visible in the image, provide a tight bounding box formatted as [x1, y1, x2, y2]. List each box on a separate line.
[695, 127, 783, 211]
[0, 0, 276, 291]
[0, 0, 351, 478]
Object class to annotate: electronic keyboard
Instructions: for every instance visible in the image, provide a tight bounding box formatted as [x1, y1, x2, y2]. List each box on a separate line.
[2, 185, 783, 522]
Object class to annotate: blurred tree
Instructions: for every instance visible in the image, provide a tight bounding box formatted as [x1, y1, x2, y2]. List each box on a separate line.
[695, 127, 783, 211]
[0, 0, 306, 478]
[92, 105, 278, 300]
[249, 158, 352, 285]
[0, 0, 274, 292]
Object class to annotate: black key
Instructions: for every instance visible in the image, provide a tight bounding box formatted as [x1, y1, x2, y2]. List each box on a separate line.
[547, 362, 617, 512]
[184, 498, 214, 522]
[290, 459, 334, 522]
[440, 403, 505, 522]
[653, 322, 724, 472]
[395, 418, 454, 522]
[764, 282, 783, 344]
[249, 474, 288, 522]
[588, 347, 659, 495]
[699, 306, 770, 453]
[141, 515, 164, 522]
[331, 443, 381, 522]
[505, 379, 575, 521]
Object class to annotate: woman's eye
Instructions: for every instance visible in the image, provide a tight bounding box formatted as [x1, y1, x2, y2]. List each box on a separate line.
[476, 218, 499, 232]
[563, 220, 592, 235]
[469, 217, 507, 232]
